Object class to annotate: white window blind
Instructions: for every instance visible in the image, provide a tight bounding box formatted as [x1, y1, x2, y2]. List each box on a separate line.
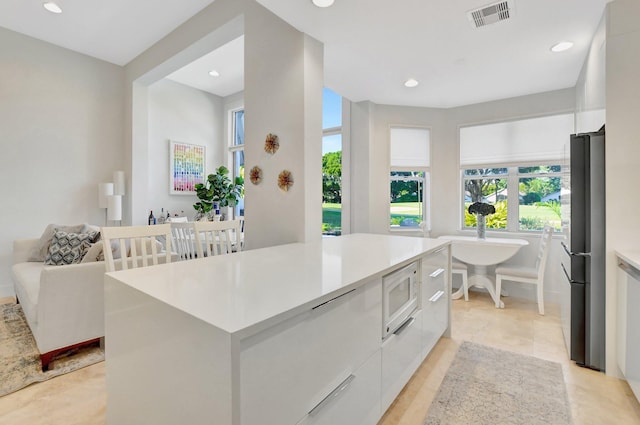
[390, 127, 430, 167]
[460, 114, 574, 165]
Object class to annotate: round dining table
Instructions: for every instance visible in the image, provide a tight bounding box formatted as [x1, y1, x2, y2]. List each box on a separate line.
[438, 235, 529, 307]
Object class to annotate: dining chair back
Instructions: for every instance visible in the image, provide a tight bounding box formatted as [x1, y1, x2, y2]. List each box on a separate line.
[495, 225, 553, 314]
[193, 220, 242, 257]
[170, 222, 198, 261]
[101, 224, 172, 272]
[237, 215, 245, 250]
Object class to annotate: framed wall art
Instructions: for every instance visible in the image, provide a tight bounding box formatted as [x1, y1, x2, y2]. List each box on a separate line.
[169, 141, 206, 195]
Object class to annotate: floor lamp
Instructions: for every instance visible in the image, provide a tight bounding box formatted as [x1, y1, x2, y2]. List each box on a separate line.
[98, 182, 113, 226]
[99, 171, 125, 226]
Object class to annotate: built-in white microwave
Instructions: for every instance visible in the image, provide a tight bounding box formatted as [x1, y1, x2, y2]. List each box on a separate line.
[382, 261, 419, 339]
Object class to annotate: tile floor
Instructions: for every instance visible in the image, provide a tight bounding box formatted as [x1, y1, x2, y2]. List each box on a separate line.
[1, 292, 639, 425]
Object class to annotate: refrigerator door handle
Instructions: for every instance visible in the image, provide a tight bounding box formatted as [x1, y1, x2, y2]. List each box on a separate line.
[561, 241, 591, 257]
[561, 262, 585, 285]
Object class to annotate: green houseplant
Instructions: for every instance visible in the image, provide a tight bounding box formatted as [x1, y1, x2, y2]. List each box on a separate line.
[193, 166, 244, 219]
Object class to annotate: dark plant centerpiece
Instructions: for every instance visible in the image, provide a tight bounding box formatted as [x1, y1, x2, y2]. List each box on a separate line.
[467, 202, 495, 239]
[193, 166, 244, 221]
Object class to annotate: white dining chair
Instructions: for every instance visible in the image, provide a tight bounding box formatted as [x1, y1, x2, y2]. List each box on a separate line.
[101, 224, 172, 272]
[451, 260, 469, 301]
[495, 225, 554, 314]
[170, 222, 197, 261]
[237, 215, 245, 250]
[193, 220, 242, 257]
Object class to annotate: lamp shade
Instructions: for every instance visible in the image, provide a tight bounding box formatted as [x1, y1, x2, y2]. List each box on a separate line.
[98, 183, 114, 209]
[113, 170, 125, 196]
[107, 195, 122, 221]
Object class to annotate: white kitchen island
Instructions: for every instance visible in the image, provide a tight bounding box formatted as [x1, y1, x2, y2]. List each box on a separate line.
[104, 233, 451, 425]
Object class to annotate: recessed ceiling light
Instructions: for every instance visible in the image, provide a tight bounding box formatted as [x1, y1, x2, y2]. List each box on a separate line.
[404, 78, 419, 88]
[312, 0, 335, 8]
[43, 2, 62, 14]
[208, 70, 220, 77]
[550, 41, 574, 53]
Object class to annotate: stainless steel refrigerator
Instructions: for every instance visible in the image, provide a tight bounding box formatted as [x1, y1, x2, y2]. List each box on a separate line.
[560, 126, 606, 371]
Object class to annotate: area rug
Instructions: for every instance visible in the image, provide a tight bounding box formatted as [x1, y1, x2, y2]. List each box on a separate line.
[0, 303, 104, 397]
[424, 341, 572, 425]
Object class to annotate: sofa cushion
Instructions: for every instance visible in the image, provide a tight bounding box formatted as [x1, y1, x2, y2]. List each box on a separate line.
[44, 230, 99, 265]
[28, 224, 85, 262]
[81, 240, 122, 263]
[11, 262, 43, 326]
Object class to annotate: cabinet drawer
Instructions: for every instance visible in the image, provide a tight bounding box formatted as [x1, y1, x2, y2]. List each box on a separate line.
[421, 247, 448, 302]
[422, 283, 447, 356]
[421, 248, 449, 356]
[240, 280, 382, 425]
[296, 350, 381, 425]
[381, 309, 423, 412]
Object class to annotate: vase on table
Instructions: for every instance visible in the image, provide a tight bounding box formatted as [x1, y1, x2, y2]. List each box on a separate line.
[476, 214, 486, 239]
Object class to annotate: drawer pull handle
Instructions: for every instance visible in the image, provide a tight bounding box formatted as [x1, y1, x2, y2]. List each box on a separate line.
[308, 374, 356, 416]
[393, 316, 416, 336]
[429, 290, 444, 303]
[429, 268, 445, 278]
[312, 288, 356, 310]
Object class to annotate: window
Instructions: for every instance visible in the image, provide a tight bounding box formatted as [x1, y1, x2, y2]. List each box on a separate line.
[229, 109, 244, 216]
[460, 114, 573, 232]
[322, 88, 342, 236]
[390, 127, 430, 231]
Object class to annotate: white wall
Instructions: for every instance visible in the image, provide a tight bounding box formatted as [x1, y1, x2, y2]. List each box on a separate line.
[243, 4, 323, 249]
[147, 79, 224, 220]
[576, 12, 607, 134]
[605, 0, 640, 376]
[0, 28, 125, 297]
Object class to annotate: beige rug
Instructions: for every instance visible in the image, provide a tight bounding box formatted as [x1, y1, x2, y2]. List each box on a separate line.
[0, 303, 104, 397]
[424, 341, 572, 425]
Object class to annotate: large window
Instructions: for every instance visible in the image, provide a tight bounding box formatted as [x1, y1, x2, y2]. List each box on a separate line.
[229, 109, 244, 216]
[322, 88, 342, 236]
[462, 166, 561, 231]
[460, 114, 572, 232]
[390, 127, 430, 231]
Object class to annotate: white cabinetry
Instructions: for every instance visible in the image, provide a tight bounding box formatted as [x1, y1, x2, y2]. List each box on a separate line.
[296, 350, 381, 425]
[381, 309, 423, 411]
[617, 258, 640, 401]
[241, 280, 381, 425]
[380, 246, 451, 413]
[421, 247, 449, 357]
[105, 234, 451, 425]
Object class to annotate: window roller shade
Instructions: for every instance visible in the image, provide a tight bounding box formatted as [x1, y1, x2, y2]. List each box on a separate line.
[460, 114, 574, 165]
[390, 127, 430, 167]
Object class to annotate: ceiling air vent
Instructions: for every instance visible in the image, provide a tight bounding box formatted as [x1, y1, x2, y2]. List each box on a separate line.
[467, 0, 515, 28]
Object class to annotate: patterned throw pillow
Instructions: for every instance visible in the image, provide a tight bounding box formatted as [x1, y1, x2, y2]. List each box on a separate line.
[44, 230, 99, 265]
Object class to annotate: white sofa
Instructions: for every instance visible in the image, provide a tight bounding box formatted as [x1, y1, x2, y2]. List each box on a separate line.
[12, 238, 107, 370]
[12, 235, 176, 370]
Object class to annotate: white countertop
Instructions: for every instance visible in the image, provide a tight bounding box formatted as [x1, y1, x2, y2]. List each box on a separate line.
[105, 233, 449, 337]
[615, 249, 640, 271]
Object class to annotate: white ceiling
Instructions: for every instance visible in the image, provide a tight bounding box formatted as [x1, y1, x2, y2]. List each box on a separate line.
[0, 0, 611, 108]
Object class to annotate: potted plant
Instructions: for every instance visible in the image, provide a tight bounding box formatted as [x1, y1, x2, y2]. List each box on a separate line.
[193, 166, 244, 220]
[467, 201, 495, 239]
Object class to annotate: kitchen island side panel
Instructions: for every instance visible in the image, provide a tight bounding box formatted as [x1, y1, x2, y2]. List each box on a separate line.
[105, 276, 235, 425]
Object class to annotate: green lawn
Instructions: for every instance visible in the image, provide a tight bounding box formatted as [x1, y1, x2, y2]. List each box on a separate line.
[322, 203, 342, 234]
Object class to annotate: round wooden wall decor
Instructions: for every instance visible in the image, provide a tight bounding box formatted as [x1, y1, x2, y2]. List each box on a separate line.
[249, 166, 263, 185]
[264, 133, 279, 155]
[277, 170, 294, 192]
